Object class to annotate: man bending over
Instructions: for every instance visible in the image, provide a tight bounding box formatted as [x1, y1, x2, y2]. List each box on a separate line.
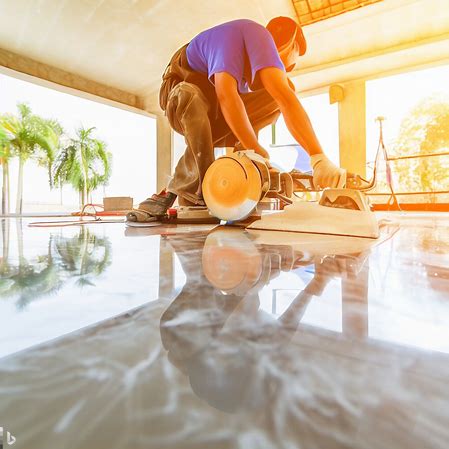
[128, 17, 345, 221]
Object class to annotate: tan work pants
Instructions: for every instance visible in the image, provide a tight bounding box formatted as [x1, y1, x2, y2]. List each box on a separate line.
[166, 81, 280, 205]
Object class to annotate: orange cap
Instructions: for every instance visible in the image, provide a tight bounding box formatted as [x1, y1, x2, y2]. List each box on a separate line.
[266, 16, 307, 56]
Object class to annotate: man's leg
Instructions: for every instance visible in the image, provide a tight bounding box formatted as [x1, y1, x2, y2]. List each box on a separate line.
[128, 82, 214, 220]
[167, 82, 215, 205]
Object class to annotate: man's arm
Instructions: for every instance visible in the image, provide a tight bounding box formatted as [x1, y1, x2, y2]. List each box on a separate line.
[214, 72, 269, 159]
[259, 67, 322, 156]
[259, 67, 345, 188]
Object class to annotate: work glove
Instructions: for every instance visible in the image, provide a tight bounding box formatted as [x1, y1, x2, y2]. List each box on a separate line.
[310, 154, 346, 189]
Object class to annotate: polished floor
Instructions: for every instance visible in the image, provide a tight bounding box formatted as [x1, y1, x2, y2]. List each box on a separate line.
[0, 214, 448, 449]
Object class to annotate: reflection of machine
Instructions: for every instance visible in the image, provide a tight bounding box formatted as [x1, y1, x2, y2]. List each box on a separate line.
[202, 229, 264, 295]
[160, 227, 373, 413]
[201, 227, 377, 297]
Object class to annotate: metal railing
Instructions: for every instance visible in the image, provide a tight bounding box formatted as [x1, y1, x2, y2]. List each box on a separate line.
[366, 117, 449, 211]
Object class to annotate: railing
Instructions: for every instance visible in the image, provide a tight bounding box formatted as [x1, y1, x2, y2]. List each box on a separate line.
[366, 117, 449, 212]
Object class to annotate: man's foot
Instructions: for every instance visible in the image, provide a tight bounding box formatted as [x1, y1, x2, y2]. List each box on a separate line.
[139, 190, 177, 216]
[127, 190, 177, 222]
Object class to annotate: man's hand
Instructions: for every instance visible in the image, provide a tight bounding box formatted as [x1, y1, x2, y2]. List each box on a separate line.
[258, 68, 347, 188]
[310, 154, 346, 189]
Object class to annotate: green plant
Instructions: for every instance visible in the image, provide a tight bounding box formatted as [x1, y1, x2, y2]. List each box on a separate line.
[0, 125, 12, 214]
[0, 103, 63, 213]
[392, 95, 449, 192]
[53, 127, 112, 206]
[34, 118, 64, 188]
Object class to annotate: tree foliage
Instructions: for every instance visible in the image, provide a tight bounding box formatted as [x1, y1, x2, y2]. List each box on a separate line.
[391, 95, 449, 193]
[0, 102, 113, 213]
[53, 127, 112, 206]
[0, 103, 63, 212]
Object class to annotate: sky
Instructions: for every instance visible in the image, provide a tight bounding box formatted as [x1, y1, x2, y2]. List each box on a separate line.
[0, 72, 157, 211]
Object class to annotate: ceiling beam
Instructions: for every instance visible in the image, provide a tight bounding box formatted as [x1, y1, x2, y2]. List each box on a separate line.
[292, 31, 449, 77]
[0, 47, 143, 110]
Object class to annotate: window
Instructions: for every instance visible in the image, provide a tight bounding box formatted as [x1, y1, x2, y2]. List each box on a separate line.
[366, 65, 449, 205]
[0, 73, 156, 213]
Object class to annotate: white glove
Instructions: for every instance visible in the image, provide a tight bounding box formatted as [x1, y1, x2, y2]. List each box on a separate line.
[310, 154, 346, 189]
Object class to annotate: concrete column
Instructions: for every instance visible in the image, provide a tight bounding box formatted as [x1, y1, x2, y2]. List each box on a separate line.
[156, 114, 173, 191]
[337, 81, 367, 177]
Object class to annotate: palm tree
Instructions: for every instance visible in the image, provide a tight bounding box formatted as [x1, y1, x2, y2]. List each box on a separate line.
[0, 125, 12, 214]
[34, 119, 64, 189]
[53, 127, 112, 207]
[0, 103, 63, 214]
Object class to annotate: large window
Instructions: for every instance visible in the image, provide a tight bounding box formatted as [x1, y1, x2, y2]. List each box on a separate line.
[0, 73, 156, 213]
[366, 65, 449, 200]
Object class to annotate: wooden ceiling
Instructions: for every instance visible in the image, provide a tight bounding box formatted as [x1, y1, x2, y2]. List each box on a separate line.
[293, 0, 383, 25]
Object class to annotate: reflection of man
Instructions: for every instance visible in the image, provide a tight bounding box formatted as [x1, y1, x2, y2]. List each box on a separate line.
[159, 229, 366, 412]
[129, 17, 346, 222]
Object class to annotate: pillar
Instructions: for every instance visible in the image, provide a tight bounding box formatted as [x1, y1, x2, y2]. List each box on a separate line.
[335, 81, 367, 177]
[156, 114, 173, 191]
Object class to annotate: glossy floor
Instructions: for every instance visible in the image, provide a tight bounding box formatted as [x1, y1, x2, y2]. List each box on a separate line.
[0, 214, 448, 449]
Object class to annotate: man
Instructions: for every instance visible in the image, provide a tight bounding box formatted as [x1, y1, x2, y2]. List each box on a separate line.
[128, 17, 345, 221]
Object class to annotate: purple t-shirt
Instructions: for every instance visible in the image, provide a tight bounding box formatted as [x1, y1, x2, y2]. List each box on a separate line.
[186, 19, 285, 93]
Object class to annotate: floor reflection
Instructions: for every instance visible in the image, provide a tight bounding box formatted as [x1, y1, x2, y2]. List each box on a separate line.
[0, 219, 160, 358]
[0, 216, 448, 448]
[159, 229, 375, 412]
[160, 222, 449, 396]
[1, 220, 112, 308]
[157, 223, 449, 415]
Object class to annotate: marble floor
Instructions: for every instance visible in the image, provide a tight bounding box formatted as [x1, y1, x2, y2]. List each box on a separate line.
[0, 214, 448, 449]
